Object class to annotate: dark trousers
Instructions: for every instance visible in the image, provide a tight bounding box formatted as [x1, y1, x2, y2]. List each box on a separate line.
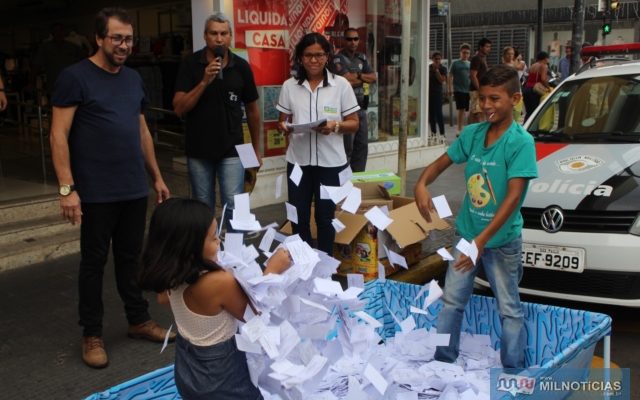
[343, 109, 368, 172]
[429, 92, 445, 135]
[522, 87, 541, 123]
[286, 163, 343, 254]
[79, 197, 150, 336]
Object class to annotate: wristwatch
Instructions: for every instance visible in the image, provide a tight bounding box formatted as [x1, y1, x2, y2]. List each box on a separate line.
[59, 184, 75, 196]
[334, 121, 341, 133]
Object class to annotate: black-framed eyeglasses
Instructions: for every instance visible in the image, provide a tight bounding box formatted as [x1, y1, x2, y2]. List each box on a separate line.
[107, 35, 135, 46]
[345, 37, 359, 42]
[302, 52, 328, 61]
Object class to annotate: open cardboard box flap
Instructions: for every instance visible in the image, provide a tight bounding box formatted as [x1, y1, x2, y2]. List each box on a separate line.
[334, 212, 369, 245]
[386, 202, 450, 248]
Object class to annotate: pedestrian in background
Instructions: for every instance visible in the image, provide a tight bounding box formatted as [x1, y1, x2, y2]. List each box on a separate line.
[415, 65, 538, 369]
[522, 51, 550, 122]
[173, 13, 261, 231]
[139, 198, 292, 399]
[429, 51, 447, 137]
[502, 46, 525, 123]
[558, 41, 573, 81]
[333, 27, 376, 172]
[448, 43, 471, 135]
[277, 32, 359, 254]
[468, 38, 492, 123]
[49, 7, 173, 369]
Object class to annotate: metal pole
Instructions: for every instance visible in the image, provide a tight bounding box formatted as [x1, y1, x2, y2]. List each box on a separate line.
[447, 2, 454, 127]
[536, 0, 544, 55]
[570, 0, 585, 74]
[398, 0, 412, 196]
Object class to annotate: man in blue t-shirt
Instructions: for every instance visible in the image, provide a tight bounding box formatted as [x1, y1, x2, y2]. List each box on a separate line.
[50, 7, 173, 369]
[448, 43, 471, 135]
[414, 65, 538, 369]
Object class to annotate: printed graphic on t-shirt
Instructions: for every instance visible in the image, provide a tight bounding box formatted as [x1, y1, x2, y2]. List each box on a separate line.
[467, 173, 492, 208]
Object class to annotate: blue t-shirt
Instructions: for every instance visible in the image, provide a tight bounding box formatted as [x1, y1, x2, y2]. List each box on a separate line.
[447, 121, 538, 248]
[52, 59, 149, 203]
[449, 59, 470, 93]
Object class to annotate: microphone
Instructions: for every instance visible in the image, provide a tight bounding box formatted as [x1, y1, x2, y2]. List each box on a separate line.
[213, 46, 225, 80]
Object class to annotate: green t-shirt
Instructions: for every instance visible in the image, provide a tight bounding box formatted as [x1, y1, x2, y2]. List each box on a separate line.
[449, 59, 470, 93]
[447, 121, 538, 248]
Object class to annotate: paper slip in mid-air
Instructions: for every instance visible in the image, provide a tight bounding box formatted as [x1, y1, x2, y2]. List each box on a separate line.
[235, 143, 260, 168]
[432, 194, 453, 218]
[275, 174, 284, 199]
[364, 206, 393, 231]
[285, 202, 298, 224]
[290, 163, 303, 186]
[437, 247, 454, 261]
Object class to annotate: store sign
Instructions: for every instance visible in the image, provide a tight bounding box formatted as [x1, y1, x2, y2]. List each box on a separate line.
[245, 30, 289, 49]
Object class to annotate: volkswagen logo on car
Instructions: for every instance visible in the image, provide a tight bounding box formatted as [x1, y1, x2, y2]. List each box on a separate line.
[541, 206, 564, 233]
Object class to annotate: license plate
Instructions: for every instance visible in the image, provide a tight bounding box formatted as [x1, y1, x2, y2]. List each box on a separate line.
[522, 243, 585, 273]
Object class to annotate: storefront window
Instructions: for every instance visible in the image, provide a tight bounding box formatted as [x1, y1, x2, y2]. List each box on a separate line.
[222, 0, 424, 158]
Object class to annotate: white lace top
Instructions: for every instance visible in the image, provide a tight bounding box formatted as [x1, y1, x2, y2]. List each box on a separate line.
[167, 284, 237, 346]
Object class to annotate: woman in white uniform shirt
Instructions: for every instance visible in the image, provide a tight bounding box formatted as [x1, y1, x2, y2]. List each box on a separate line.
[277, 32, 360, 254]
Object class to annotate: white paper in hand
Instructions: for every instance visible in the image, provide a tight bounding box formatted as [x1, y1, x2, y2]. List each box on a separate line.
[235, 143, 260, 168]
[455, 238, 479, 265]
[285, 202, 298, 224]
[432, 194, 453, 218]
[290, 163, 303, 186]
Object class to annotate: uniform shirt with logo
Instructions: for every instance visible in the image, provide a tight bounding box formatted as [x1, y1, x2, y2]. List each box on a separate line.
[448, 121, 538, 248]
[333, 51, 372, 108]
[276, 71, 359, 167]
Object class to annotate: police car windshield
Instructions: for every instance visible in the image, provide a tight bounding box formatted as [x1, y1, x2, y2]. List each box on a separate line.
[528, 74, 640, 142]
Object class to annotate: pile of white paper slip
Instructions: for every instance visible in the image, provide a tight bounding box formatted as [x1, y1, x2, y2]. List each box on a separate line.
[216, 227, 501, 400]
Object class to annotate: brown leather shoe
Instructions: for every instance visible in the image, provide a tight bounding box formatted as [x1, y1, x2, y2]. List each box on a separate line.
[127, 320, 176, 343]
[82, 336, 108, 368]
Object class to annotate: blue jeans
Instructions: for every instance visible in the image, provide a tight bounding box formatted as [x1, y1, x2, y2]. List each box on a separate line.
[187, 157, 244, 231]
[434, 235, 525, 368]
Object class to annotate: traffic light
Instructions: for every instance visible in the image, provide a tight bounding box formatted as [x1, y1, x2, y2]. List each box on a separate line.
[602, 21, 612, 35]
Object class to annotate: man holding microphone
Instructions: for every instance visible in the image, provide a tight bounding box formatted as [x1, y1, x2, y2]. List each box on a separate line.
[173, 12, 261, 232]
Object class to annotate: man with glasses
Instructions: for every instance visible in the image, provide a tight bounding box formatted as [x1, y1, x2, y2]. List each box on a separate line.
[173, 13, 260, 228]
[333, 27, 376, 172]
[50, 7, 173, 369]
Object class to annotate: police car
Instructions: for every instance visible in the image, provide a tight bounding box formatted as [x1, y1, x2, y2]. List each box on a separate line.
[475, 43, 640, 307]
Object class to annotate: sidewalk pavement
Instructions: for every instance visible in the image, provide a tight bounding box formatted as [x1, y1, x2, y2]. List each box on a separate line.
[0, 133, 466, 399]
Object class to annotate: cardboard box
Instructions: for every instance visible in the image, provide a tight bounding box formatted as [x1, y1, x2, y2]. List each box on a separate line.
[280, 183, 449, 281]
[351, 170, 402, 196]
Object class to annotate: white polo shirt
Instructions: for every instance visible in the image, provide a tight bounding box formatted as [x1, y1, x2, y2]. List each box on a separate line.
[277, 71, 360, 167]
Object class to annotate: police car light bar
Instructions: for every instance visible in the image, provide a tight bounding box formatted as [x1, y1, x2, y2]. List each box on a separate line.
[581, 43, 640, 57]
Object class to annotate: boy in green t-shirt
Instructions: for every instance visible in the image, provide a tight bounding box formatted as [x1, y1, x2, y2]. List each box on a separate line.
[414, 64, 538, 368]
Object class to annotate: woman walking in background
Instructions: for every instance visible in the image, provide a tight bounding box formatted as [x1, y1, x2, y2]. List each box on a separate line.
[522, 51, 550, 123]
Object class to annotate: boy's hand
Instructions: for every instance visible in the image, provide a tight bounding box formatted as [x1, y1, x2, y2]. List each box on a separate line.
[453, 239, 485, 272]
[415, 185, 434, 223]
[265, 247, 292, 274]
